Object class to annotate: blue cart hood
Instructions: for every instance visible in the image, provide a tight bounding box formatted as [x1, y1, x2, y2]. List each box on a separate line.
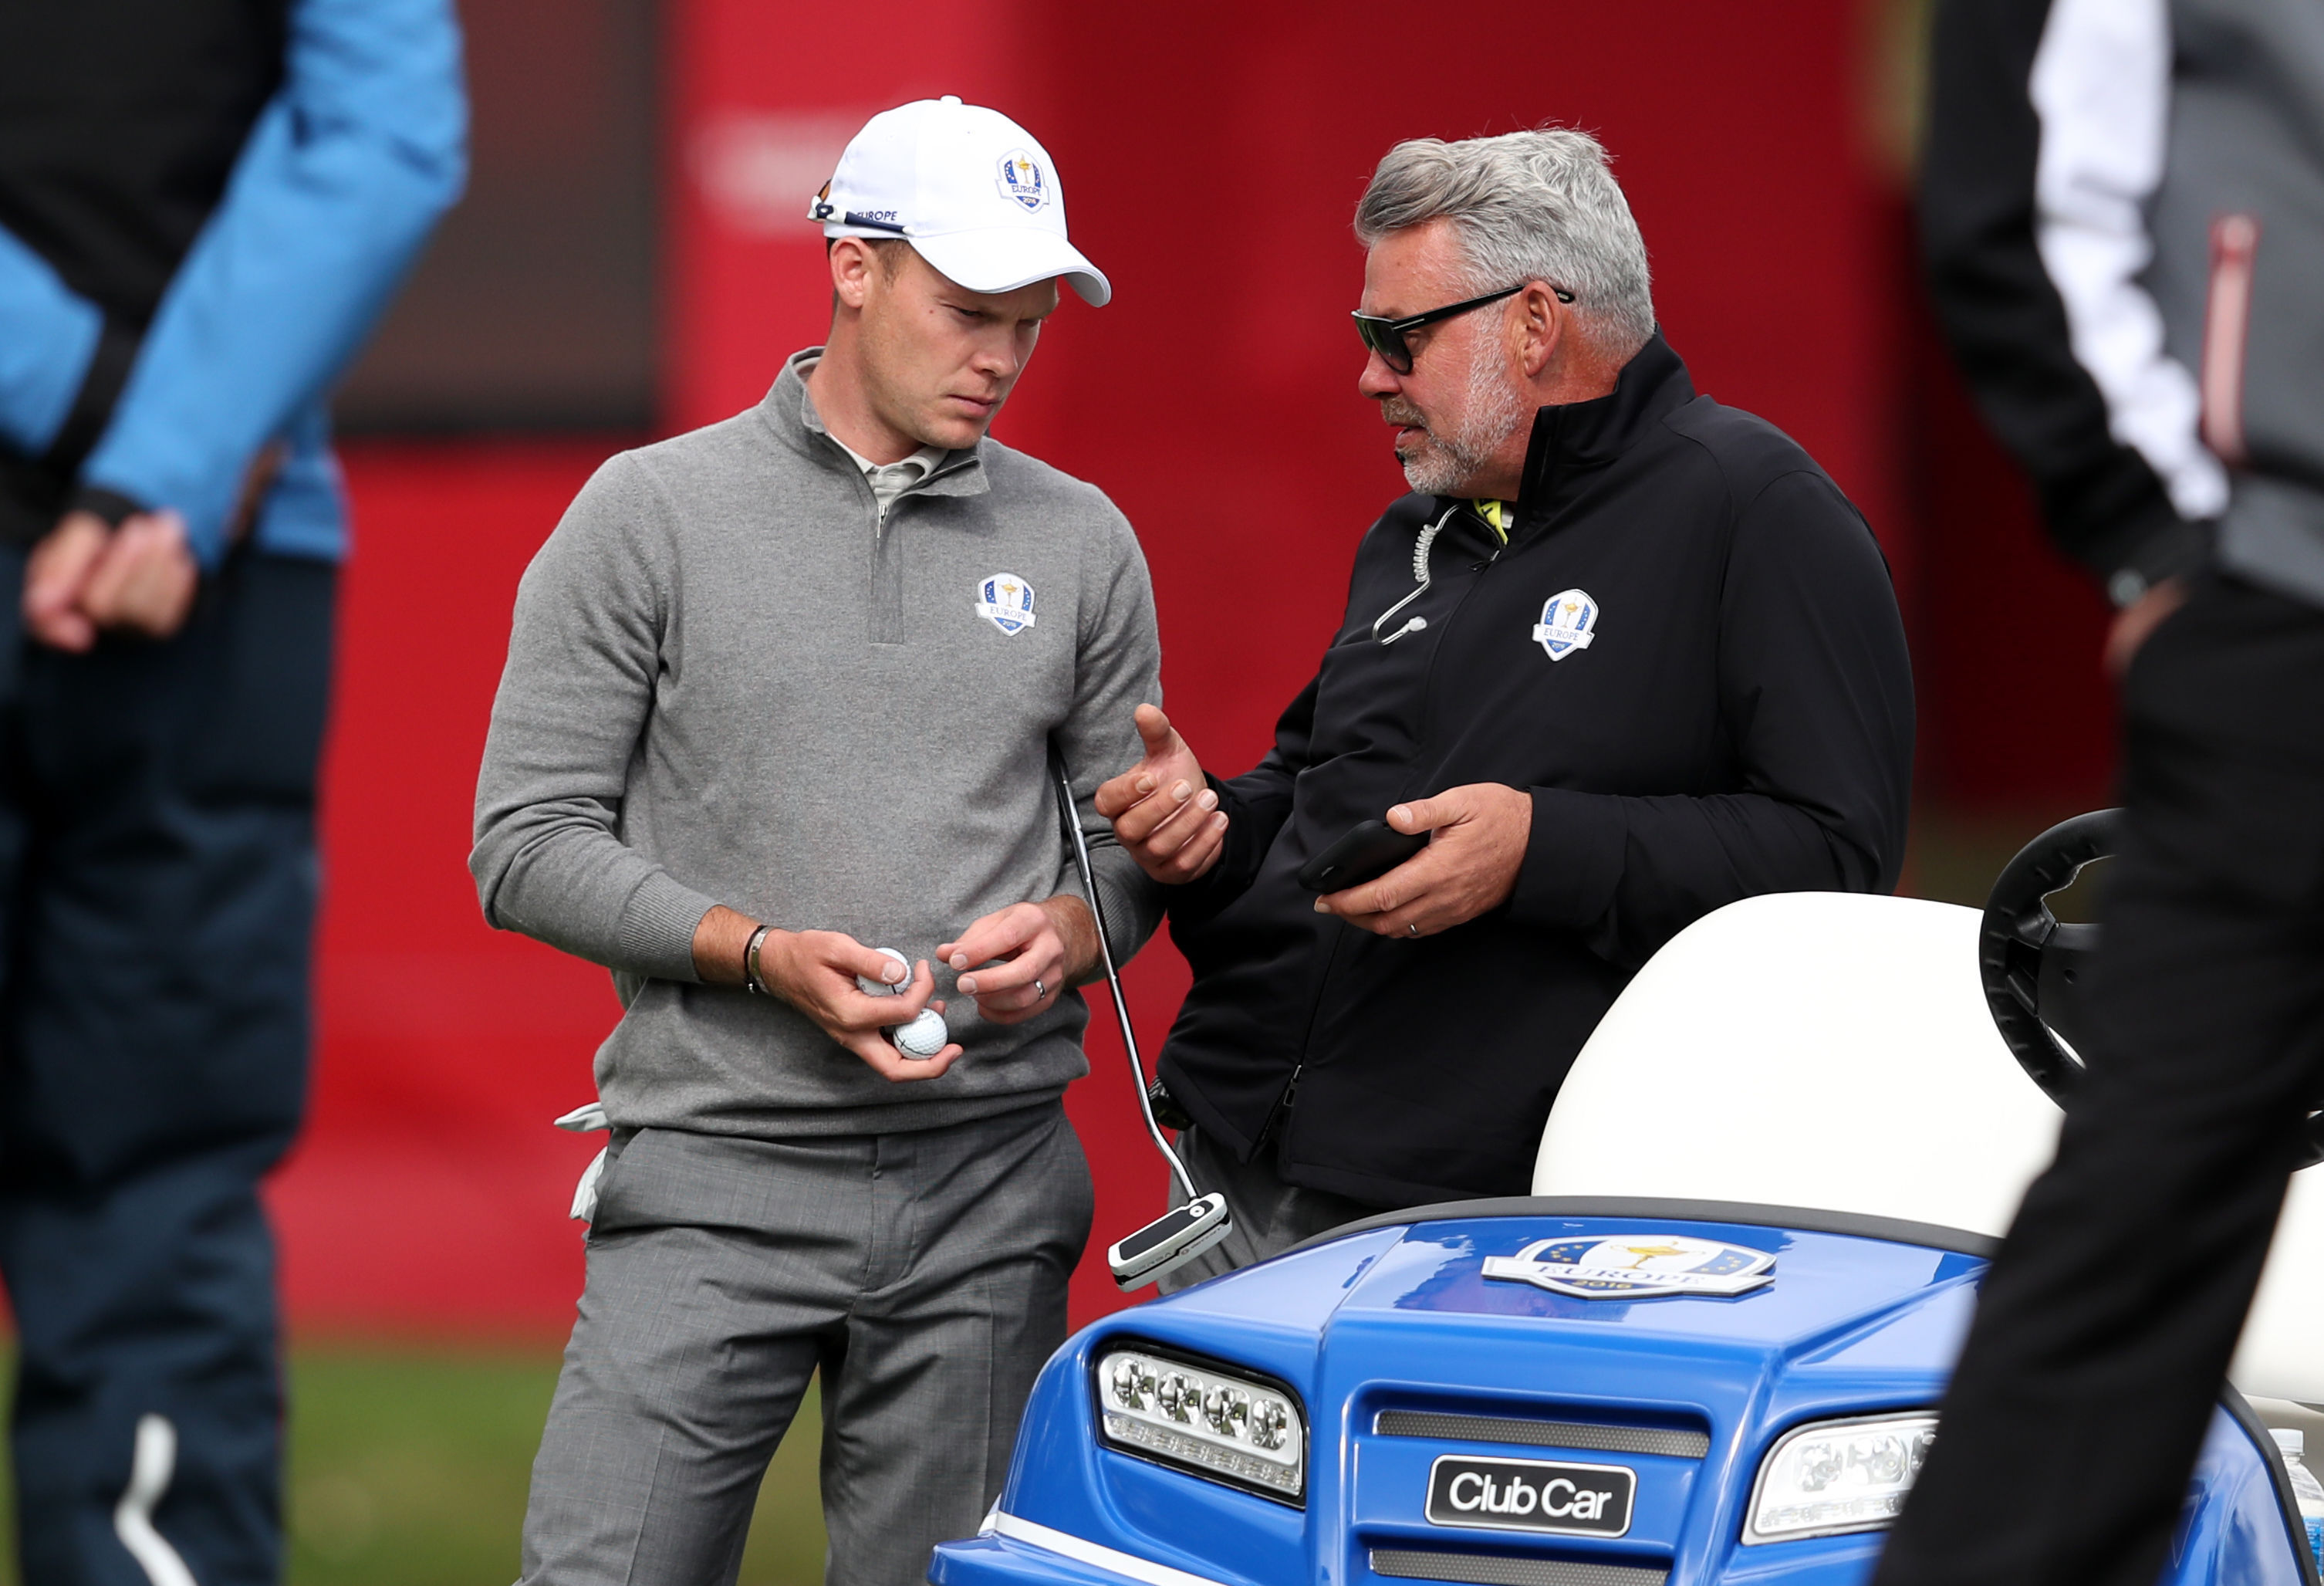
[940, 1206, 2305, 1586]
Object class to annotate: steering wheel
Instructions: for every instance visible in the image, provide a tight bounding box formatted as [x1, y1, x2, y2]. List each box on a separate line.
[1981, 808, 2324, 1165]
[1979, 809, 2120, 1103]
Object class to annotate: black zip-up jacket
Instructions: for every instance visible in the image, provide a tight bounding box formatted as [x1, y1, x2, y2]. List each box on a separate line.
[1155, 335, 1914, 1208]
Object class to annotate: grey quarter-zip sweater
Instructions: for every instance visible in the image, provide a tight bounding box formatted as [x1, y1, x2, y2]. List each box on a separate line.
[471, 349, 1164, 1138]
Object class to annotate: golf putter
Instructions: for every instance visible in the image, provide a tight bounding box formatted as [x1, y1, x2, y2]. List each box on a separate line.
[1050, 753, 1232, 1288]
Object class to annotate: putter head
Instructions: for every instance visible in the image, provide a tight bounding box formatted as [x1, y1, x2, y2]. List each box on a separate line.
[1108, 1193, 1232, 1290]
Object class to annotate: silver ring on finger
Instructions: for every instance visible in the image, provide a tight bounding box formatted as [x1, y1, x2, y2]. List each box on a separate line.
[1407, 922, 1420, 938]
[1034, 978, 1047, 1000]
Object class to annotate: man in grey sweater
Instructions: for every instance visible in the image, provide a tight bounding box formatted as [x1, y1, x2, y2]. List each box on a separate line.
[470, 97, 1161, 1585]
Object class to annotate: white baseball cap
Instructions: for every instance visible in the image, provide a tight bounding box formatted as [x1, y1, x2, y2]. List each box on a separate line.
[809, 96, 1111, 307]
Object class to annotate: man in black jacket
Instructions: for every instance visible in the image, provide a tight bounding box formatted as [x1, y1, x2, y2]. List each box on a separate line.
[1098, 127, 1914, 1281]
[1872, 3, 2324, 1583]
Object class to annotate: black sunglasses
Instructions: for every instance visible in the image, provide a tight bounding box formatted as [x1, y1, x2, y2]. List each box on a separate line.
[1352, 282, 1576, 375]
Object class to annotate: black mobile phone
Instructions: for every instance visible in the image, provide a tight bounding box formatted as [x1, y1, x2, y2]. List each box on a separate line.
[1296, 819, 1428, 891]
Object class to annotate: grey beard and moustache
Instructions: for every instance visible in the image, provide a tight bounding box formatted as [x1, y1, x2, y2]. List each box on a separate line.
[1385, 335, 1532, 496]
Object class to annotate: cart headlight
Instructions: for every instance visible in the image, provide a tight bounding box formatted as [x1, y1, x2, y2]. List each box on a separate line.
[1095, 1348, 1306, 1501]
[1744, 1412, 1937, 1543]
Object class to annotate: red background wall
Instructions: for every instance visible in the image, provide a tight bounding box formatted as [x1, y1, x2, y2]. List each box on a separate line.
[272, 1, 2117, 1337]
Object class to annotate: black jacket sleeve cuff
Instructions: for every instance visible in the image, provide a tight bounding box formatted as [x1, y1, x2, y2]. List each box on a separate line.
[1505, 787, 1626, 931]
[64, 485, 147, 528]
[2099, 513, 2212, 607]
[2049, 472, 2211, 606]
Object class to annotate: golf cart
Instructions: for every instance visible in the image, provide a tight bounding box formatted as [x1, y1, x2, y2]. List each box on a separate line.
[930, 814, 2324, 1586]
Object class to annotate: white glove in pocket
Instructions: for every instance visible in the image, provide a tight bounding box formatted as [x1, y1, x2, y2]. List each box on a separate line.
[553, 1102, 612, 1226]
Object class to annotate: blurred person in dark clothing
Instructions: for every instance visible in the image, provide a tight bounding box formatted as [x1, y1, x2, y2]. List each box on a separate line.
[0, 2, 463, 1580]
[1096, 128, 1915, 1285]
[1873, 2, 2324, 1584]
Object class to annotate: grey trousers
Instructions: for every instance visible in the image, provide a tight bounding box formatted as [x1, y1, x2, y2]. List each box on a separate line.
[518, 1101, 1092, 1586]
[1154, 1125, 1381, 1294]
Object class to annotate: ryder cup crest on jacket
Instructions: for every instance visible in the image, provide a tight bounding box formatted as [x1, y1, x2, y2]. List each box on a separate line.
[1532, 588, 1599, 659]
[808, 96, 1110, 306]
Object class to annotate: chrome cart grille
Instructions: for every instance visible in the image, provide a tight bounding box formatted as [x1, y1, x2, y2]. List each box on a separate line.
[1370, 1548, 1667, 1586]
[1373, 1410, 1709, 1460]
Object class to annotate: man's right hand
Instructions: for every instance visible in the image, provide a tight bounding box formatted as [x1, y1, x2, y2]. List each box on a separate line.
[22, 512, 111, 651]
[692, 906, 962, 1080]
[24, 509, 201, 651]
[758, 929, 964, 1080]
[2103, 576, 2186, 681]
[1094, 703, 1227, 884]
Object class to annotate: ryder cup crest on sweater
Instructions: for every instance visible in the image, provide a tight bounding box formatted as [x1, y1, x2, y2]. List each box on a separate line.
[975, 573, 1036, 634]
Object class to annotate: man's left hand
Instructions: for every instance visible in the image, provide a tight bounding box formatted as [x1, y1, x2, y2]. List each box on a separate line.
[1314, 783, 1533, 938]
[940, 894, 1100, 1024]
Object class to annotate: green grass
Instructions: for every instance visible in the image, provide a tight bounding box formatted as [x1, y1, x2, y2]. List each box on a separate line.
[0, 1345, 829, 1585]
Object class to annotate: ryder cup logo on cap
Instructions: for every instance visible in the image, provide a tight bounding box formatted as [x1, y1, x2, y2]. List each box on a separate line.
[995, 150, 1047, 211]
[808, 96, 1110, 306]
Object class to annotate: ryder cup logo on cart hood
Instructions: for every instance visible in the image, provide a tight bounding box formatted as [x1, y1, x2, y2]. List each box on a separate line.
[1531, 589, 1599, 660]
[975, 573, 1037, 634]
[1481, 1233, 1775, 1299]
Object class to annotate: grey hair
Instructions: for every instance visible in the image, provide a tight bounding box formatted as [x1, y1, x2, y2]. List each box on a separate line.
[1354, 127, 1655, 358]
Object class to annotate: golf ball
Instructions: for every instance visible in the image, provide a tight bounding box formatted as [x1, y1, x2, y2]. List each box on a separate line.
[857, 947, 911, 997]
[893, 1008, 949, 1059]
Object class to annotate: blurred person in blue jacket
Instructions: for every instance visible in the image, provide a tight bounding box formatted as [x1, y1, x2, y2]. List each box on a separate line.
[0, 3, 464, 1581]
